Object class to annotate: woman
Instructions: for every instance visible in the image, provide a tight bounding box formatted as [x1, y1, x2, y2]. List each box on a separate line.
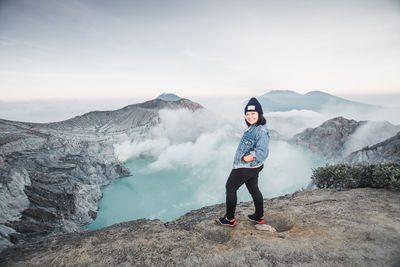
[217, 97, 270, 227]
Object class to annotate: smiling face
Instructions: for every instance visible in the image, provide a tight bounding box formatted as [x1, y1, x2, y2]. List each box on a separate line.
[245, 111, 259, 125]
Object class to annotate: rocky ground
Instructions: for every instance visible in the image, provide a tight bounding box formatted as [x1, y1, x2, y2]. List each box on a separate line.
[1, 188, 399, 266]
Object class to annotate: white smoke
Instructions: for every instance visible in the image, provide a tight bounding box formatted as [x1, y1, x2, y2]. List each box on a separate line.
[259, 141, 323, 197]
[368, 106, 400, 125]
[113, 108, 243, 164]
[148, 126, 237, 170]
[266, 109, 328, 138]
[342, 120, 400, 156]
[113, 138, 170, 162]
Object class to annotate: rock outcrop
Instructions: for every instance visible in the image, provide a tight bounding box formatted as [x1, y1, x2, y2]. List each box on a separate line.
[1, 188, 399, 266]
[290, 117, 365, 161]
[0, 97, 203, 249]
[345, 131, 400, 164]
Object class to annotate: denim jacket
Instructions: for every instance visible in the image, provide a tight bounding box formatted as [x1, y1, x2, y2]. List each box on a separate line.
[232, 124, 270, 169]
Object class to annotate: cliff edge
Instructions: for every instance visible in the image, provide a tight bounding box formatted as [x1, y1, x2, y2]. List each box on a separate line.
[1, 188, 399, 266]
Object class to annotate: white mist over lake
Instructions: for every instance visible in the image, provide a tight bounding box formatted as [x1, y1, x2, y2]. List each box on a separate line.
[88, 107, 326, 229]
[88, 140, 325, 229]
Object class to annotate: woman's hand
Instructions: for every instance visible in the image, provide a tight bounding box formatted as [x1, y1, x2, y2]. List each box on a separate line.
[243, 154, 254, 162]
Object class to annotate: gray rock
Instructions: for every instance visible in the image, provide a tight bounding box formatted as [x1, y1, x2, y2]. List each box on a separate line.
[0, 163, 31, 223]
[255, 224, 277, 232]
[0, 225, 16, 250]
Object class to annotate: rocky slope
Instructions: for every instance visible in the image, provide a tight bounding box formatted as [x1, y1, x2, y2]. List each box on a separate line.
[0, 97, 203, 249]
[289, 117, 400, 163]
[1, 188, 399, 266]
[345, 131, 400, 164]
[289, 117, 366, 161]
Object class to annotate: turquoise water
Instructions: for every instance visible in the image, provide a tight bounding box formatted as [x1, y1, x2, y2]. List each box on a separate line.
[88, 141, 325, 230]
[88, 157, 199, 229]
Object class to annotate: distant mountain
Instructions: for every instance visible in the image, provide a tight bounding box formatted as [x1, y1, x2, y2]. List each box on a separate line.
[258, 90, 377, 112]
[29, 97, 202, 138]
[156, 93, 181, 102]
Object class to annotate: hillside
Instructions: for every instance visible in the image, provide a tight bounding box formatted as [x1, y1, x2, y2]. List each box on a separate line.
[1, 188, 399, 266]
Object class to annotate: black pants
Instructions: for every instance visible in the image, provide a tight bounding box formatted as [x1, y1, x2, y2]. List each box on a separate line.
[225, 165, 264, 220]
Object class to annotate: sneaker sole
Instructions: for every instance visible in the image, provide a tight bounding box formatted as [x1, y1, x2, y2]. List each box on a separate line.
[215, 219, 236, 227]
[248, 218, 264, 224]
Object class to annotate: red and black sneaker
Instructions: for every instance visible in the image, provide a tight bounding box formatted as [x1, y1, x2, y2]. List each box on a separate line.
[247, 214, 264, 224]
[216, 217, 237, 227]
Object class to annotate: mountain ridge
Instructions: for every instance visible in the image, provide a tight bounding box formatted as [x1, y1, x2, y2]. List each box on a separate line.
[259, 90, 378, 113]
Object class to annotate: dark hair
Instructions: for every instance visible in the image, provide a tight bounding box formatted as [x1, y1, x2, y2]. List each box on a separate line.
[245, 113, 267, 127]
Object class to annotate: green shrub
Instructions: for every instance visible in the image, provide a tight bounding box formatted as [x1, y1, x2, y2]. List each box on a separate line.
[311, 162, 400, 190]
[372, 162, 400, 189]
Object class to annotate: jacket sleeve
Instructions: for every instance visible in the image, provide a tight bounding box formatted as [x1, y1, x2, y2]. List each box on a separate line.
[250, 127, 270, 163]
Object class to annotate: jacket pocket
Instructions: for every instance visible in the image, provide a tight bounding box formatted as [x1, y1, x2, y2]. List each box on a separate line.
[241, 137, 254, 146]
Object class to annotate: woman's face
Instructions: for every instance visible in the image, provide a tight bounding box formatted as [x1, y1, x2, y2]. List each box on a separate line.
[245, 111, 259, 125]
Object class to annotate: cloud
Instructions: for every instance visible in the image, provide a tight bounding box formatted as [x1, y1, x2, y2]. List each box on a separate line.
[147, 126, 237, 170]
[368, 106, 400, 125]
[113, 107, 240, 165]
[342, 120, 400, 156]
[266, 109, 328, 138]
[113, 138, 170, 162]
[259, 141, 325, 197]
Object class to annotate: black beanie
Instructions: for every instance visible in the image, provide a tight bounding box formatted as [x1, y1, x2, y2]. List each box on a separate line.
[244, 97, 263, 115]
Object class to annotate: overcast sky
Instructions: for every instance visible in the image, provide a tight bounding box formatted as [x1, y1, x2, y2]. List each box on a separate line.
[1, 0, 399, 101]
